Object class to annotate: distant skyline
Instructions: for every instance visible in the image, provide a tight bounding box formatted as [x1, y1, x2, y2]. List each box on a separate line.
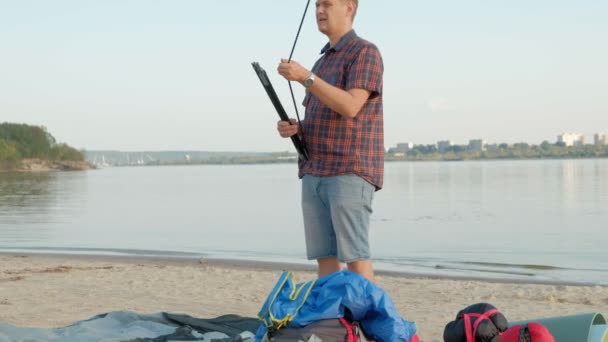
[391, 132, 607, 148]
[1, 1, 607, 152]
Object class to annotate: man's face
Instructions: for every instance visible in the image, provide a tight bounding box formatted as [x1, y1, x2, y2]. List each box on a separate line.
[315, 0, 353, 35]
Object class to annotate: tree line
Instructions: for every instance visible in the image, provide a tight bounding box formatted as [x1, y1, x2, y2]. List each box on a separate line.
[0, 122, 84, 164]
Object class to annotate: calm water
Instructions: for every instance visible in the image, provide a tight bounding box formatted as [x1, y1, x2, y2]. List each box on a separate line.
[1, 160, 607, 285]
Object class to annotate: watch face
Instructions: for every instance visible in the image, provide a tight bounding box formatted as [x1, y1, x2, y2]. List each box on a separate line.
[305, 78, 313, 87]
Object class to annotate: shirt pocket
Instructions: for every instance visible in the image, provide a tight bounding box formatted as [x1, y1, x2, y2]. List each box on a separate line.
[323, 71, 341, 86]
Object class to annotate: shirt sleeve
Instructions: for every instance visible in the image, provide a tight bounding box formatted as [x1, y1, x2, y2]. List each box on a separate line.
[345, 45, 383, 99]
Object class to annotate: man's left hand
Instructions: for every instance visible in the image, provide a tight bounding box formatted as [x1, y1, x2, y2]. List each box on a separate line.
[278, 59, 309, 83]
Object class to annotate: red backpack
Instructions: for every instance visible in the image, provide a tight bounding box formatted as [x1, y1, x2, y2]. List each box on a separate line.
[499, 323, 555, 342]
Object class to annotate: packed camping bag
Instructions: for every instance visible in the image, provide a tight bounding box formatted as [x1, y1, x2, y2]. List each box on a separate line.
[255, 271, 418, 342]
[443, 303, 509, 342]
[263, 318, 421, 342]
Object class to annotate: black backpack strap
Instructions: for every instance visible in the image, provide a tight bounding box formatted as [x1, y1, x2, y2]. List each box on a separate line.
[519, 323, 531, 342]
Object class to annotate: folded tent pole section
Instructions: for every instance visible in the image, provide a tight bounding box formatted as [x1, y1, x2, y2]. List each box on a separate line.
[511, 312, 607, 342]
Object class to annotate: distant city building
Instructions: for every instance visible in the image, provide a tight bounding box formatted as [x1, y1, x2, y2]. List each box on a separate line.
[485, 143, 499, 151]
[594, 133, 607, 146]
[437, 140, 453, 153]
[468, 139, 486, 151]
[396, 142, 414, 152]
[557, 133, 584, 146]
[388, 142, 414, 155]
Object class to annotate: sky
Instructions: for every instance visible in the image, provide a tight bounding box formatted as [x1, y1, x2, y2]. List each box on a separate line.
[1, 0, 607, 152]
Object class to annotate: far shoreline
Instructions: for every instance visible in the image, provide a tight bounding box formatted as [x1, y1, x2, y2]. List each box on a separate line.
[0, 159, 94, 172]
[1, 251, 604, 288]
[84, 155, 608, 168]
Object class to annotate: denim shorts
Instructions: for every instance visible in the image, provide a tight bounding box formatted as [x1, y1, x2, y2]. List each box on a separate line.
[301, 174, 375, 263]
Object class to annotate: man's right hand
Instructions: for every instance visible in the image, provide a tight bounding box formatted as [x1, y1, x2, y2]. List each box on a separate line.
[277, 118, 299, 138]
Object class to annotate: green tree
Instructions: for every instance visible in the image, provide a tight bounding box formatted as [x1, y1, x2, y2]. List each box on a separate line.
[0, 138, 21, 161]
[540, 141, 551, 150]
[0, 122, 84, 162]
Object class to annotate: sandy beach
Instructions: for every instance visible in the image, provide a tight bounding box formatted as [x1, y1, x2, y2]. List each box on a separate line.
[1, 254, 607, 342]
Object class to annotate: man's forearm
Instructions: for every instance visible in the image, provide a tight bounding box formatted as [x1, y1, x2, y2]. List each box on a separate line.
[277, 59, 368, 118]
[305, 77, 363, 119]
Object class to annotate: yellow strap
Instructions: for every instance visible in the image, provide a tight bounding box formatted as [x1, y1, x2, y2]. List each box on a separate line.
[258, 272, 293, 327]
[268, 277, 317, 329]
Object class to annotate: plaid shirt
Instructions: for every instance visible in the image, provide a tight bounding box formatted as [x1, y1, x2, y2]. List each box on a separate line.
[299, 30, 384, 190]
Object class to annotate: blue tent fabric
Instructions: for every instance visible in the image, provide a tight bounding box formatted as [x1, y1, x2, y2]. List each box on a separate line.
[256, 271, 417, 342]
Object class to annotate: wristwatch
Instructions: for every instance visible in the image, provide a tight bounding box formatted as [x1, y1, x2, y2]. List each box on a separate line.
[303, 73, 315, 88]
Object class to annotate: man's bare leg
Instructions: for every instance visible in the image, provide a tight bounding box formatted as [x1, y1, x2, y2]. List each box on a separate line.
[317, 257, 342, 277]
[347, 260, 376, 283]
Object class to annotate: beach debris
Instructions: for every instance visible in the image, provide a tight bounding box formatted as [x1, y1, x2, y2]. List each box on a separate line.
[0, 276, 26, 282]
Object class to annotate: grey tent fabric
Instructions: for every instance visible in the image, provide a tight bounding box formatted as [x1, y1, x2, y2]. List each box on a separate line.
[0, 311, 260, 342]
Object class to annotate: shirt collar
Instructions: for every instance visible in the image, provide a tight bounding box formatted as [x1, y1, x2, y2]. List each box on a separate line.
[320, 30, 357, 54]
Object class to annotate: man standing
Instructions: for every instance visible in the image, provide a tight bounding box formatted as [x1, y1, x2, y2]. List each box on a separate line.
[277, 0, 383, 282]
